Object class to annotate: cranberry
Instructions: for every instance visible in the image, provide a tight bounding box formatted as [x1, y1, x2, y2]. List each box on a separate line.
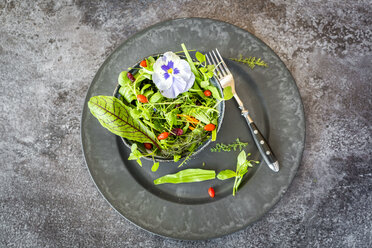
[144, 143, 153, 150]
[171, 128, 183, 136]
[127, 72, 135, 82]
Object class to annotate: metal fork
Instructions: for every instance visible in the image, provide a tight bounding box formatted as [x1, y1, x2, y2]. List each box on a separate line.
[206, 49, 279, 172]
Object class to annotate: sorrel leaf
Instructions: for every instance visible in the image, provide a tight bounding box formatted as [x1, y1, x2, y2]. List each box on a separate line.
[154, 168, 216, 185]
[88, 96, 160, 149]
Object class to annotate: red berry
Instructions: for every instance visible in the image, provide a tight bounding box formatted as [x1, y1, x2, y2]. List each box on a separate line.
[137, 94, 148, 103]
[157, 132, 169, 140]
[171, 128, 183, 136]
[144, 143, 152, 150]
[204, 90, 212, 97]
[204, 123, 216, 131]
[208, 187, 215, 198]
[127, 72, 135, 82]
[140, 60, 147, 67]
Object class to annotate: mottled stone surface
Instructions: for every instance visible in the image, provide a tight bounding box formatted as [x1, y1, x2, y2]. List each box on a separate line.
[0, 0, 371, 247]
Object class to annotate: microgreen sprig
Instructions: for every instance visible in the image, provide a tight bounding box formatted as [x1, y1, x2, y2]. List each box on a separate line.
[210, 138, 248, 152]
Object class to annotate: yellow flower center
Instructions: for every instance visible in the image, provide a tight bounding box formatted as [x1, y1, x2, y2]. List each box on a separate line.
[167, 68, 173, 74]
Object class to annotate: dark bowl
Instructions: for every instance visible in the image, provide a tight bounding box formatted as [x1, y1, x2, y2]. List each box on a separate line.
[113, 54, 225, 162]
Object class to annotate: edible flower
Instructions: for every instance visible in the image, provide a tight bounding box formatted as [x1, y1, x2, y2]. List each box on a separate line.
[152, 52, 195, 98]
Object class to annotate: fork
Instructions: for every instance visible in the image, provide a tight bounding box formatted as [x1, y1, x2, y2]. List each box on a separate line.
[206, 49, 279, 172]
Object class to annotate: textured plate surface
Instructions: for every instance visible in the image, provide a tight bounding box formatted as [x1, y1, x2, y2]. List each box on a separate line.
[81, 18, 305, 240]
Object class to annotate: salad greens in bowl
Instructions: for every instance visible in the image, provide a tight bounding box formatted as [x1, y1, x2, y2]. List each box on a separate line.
[88, 44, 233, 165]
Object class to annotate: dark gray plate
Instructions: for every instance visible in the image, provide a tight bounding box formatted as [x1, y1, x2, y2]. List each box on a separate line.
[81, 18, 305, 240]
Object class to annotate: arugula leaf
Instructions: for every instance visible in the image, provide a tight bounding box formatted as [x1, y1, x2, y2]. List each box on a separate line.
[206, 85, 222, 100]
[223, 86, 234, 100]
[200, 80, 210, 88]
[154, 168, 216, 185]
[88, 96, 160, 149]
[128, 144, 143, 166]
[195, 51, 206, 63]
[182, 107, 211, 124]
[165, 111, 177, 127]
[140, 84, 152, 94]
[118, 71, 136, 103]
[149, 91, 163, 103]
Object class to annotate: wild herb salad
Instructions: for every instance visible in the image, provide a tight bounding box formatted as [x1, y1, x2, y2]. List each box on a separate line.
[88, 44, 233, 164]
[88, 44, 267, 197]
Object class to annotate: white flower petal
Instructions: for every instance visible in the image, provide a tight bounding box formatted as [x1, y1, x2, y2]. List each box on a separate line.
[153, 72, 173, 90]
[163, 52, 181, 64]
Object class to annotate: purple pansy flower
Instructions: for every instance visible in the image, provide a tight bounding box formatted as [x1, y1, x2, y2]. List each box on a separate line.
[152, 52, 195, 98]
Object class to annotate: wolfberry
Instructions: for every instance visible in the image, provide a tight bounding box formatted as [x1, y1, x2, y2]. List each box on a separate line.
[208, 187, 215, 198]
[157, 132, 169, 140]
[204, 123, 216, 131]
[203, 90, 212, 97]
[127, 72, 135, 82]
[144, 143, 152, 150]
[140, 60, 147, 67]
[171, 128, 183, 136]
[137, 94, 148, 103]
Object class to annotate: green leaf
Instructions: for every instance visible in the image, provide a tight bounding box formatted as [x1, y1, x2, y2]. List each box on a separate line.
[206, 85, 222, 100]
[195, 51, 206, 63]
[130, 108, 142, 119]
[199, 67, 207, 73]
[165, 111, 177, 127]
[200, 80, 210, 88]
[223, 86, 234, 100]
[140, 84, 152, 94]
[149, 91, 163, 103]
[182, 107, 211, 124]
[181, 43, 199, 76]
[88, 96, 160, 149]
[206, 71, 214, 78]
[154, 169, 216, 185]
[217, 170, 236, 180]
[237, 150, 246, 167]
[173, 154, 181, 162]
[118, 71, 136, 103]
[143, 90, 154, 98]
[211, 129, 217, 141]
[143, 119, 161, 132]
[128, 144, 143, 166]
[151, 162, 160, 172]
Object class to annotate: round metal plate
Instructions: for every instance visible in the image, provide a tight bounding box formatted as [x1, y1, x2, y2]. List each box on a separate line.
[81, 18, 305, 240]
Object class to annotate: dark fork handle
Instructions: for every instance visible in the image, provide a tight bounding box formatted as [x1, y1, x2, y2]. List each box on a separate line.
[242, 112, 279, 172]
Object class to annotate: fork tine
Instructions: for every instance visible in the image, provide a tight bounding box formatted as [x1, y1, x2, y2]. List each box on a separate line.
[207, 52, 223, 79]
[205, 53, 212, 67]
[212, 50, 227, 76]
[215, 48, 231, 74]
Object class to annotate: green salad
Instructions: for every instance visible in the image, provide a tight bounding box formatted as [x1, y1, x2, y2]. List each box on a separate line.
[88, 44, 233, 164]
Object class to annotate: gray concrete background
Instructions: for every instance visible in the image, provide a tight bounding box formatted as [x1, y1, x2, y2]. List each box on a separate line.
[1, 0, 371, 247]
